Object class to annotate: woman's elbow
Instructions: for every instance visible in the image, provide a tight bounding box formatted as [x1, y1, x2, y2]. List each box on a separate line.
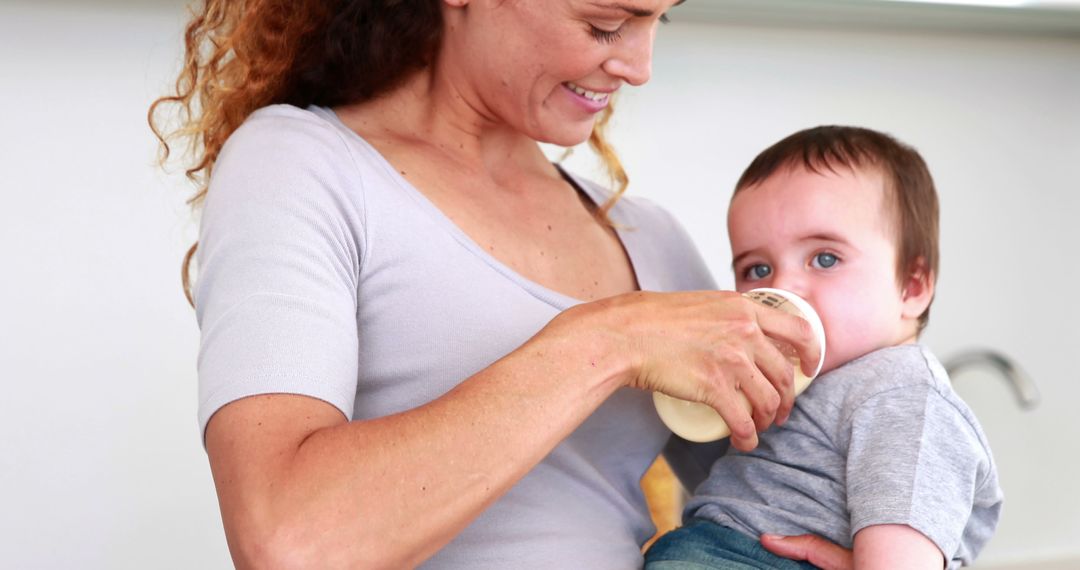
[225, 517, 313, 570]
[228, 517, 401, 570]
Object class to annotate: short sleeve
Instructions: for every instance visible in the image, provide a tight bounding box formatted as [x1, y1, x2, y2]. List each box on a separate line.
[845, 385, 996, 564]
[194, 107, 365, 439]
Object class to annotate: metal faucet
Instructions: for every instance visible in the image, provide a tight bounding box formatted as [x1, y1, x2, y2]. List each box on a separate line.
[944, 349, 1040, 410]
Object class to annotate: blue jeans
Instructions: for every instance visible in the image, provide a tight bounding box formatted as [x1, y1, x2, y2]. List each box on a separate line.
[644, 519, 820, 570]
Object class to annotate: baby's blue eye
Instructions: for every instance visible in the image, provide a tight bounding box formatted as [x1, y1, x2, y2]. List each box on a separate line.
[745, 264, 772, 281]
[812, 252, 838, 269]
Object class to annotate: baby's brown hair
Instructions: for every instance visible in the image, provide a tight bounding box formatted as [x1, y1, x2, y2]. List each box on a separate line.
[734, 126, 939, 332]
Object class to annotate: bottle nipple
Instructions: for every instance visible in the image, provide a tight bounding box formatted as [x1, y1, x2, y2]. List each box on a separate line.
[653, 288, 827, 442]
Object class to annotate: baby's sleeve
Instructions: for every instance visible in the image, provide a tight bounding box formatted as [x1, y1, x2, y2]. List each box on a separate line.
[844, 384, 999, 566]
[194, 108, 365, 440]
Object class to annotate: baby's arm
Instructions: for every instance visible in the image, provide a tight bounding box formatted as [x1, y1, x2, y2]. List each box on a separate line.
[854, 524, 943, 568]
[839, 348, 1002, 568]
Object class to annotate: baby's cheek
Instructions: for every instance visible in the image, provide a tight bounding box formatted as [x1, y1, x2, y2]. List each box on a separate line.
[816, 304, 863, 370]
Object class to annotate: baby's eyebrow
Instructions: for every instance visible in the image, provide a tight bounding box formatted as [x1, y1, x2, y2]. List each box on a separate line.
[731, 251, 755, 270]
[803, 232, 849, 245]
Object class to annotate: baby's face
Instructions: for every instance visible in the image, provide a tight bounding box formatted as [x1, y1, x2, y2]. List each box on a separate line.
[728, 164, 917, 374]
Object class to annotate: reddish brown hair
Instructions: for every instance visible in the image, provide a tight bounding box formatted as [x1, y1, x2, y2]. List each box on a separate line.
[151, 0, 629, 305]
[734, 126, 939, 331]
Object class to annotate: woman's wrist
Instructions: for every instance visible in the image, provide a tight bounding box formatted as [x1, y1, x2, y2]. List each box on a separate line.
[530, 299, 639, 400]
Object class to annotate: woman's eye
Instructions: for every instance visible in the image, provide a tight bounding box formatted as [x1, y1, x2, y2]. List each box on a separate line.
[812, 252, 839, 269]
[589, 25, 623, 44]
[744, 264, 772, 281]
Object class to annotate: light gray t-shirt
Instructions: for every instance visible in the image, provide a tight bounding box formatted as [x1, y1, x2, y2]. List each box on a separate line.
[686, 344, 1003, 568]
[195, 104, 717, 568]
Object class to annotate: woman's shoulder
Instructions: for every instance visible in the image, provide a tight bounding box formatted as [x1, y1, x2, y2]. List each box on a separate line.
[221, 104, 354, 162]
[211, 104, 392, 206]
[205, 104, 375, 236]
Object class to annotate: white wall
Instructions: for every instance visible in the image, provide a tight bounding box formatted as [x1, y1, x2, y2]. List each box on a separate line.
[0, 2, 226, 568]
[1, 1, 1076, 568]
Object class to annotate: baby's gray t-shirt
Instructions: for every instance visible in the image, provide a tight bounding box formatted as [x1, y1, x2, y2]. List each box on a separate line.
[686, 344, 1003, 568]
[195, 104, 717, 568]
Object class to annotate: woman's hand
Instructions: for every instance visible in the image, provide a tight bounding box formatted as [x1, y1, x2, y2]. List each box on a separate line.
[760, 533, 854, 570]
[552, 290, 821, 451]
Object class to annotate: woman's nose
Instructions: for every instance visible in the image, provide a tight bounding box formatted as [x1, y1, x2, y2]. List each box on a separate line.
[602, 28, 654, 86]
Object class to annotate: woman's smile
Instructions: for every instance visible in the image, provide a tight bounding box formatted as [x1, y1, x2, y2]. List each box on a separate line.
[562, 81, 613, 112]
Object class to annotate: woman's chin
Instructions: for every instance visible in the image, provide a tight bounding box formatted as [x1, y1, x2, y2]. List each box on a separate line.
[534, 122, 597, 148]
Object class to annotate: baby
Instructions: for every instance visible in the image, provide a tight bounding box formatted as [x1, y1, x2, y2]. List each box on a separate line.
[646, 126, 1002, 569]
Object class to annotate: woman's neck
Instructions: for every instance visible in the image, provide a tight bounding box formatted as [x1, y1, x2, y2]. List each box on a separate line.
[336, 67, 554, 185]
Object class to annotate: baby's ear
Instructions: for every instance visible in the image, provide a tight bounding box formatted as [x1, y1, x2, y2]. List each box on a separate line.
[900, 256, 934, 320]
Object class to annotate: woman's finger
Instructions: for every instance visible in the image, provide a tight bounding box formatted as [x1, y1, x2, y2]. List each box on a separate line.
[752, 304, 822, 379]
[759, 533, 854, 570]
[734, 356, 784, 432]
[700, 358, 760, 452]
[746, 330, 795, 426]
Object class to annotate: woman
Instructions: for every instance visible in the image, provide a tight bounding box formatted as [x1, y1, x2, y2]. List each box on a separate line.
[153, 0, 843, 567]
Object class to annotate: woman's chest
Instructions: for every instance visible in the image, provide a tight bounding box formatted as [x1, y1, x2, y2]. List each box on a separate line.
[409, 170, 638, 301]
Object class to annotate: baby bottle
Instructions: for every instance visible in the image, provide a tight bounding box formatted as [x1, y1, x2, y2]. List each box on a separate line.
[653, 288, 827, 442]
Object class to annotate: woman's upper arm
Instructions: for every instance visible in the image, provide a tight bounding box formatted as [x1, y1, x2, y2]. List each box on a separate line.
[194, 110, 365, 565]
[196, 107, 363, 441]
[204, 394, 347, 568]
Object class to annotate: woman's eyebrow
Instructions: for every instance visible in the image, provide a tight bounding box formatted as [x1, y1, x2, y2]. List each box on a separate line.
[590, 1, 656, 17]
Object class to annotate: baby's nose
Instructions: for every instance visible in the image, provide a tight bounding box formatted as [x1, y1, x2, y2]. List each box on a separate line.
[769, 273, 808, 300]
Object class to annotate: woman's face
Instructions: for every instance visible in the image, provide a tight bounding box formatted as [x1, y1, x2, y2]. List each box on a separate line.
[440, 0, 679, 146]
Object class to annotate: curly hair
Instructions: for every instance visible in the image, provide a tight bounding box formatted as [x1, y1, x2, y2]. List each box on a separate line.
[151, 0, 631, 306]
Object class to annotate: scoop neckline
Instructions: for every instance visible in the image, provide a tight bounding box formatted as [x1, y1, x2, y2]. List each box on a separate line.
[310, 105, 642, 311]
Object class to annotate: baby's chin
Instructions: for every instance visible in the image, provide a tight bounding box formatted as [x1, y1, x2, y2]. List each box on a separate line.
[817, 347, 870, 377]
[815, 361, 841, 377]
[817, 342, 897, 376]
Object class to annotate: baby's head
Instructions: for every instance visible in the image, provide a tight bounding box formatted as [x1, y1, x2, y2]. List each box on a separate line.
[728, 126, 939, 374]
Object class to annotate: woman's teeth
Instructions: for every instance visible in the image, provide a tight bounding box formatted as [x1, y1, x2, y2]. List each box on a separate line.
[565, 82, 608, 102]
